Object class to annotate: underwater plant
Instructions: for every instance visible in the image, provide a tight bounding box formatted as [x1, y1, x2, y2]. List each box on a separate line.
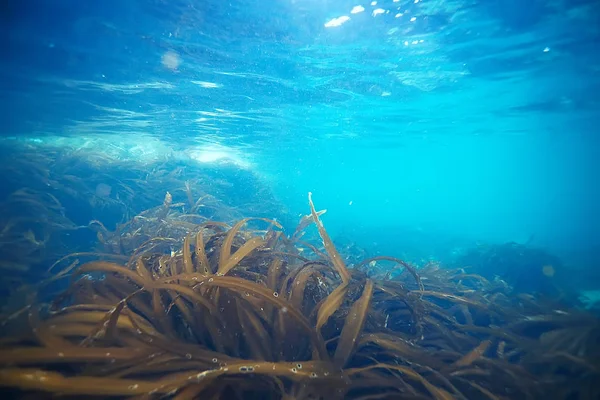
[0, 192, 598, 399]
[0, 142, 291, 317]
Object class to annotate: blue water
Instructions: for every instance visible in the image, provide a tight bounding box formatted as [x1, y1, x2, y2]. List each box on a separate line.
[2, 0, 599, 283]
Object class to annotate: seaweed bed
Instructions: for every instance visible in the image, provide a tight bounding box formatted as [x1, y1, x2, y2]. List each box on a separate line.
[0, 143, 599, 399]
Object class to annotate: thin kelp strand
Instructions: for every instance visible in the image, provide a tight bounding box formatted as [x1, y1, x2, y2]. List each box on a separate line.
[333, 280, 374, 368]
[195, 230, 211, 275]
[267, 258, 284, 291]
[183, 234, 194, 274]
[346, 364, 454, 400]
[0, 347, 147, 365]
[235, 298, 271, 360]
[0, 368, 166, 396]
[357, 256, 424, 293]
[38, 259, 80, 287]
[28, 306, 73, 349]
[73, 261, 147, 288]
[45, 310, 160, 337]
[218, 236, 264, 276]
[316, 283, 348, 332]
[465, 381, 502, 400]
[135, 258, 152, 281]
[307, 192, 351, 284]
[47, 252, 129, 273]
[104, 298, 129, 342]
[152, 283, 217, 316]
[219, 218, 281, 273]
[80, 290, 142, 346]
[296, 240, 328, 260]
[288, 264, 322, 308]
[153, 288, 176, 337]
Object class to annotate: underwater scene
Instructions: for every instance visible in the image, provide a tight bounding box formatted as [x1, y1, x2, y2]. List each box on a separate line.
[1, 0, 599, 399]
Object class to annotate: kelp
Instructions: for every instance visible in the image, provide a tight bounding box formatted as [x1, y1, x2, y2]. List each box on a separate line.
[1, 193, 599, 400]
[0, 141, 292, 303]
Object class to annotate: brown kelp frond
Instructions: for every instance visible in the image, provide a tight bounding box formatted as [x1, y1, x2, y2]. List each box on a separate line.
[0, 368, 167, 396]
[218, 218, 282, 273]
[1, 191, 599, 399]
[315, 282, 349, 332]
[333, 279, 374, 367]
[357, 256, 424, 292]
[308, 192, 351, 284]
[346, 364, 454, 400]
[47, 252, 129, 274]
[73, 261, 148, 287]
[450, 340, 492, 368]
[218, 236, 265, 276]
[292, 209, 327, 241]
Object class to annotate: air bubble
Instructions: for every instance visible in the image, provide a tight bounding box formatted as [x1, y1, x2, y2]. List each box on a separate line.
[310, 372, 318, 378]
[296, 363, 302, 369]
[291, 368, 297, 373]
[128, 384, 139, 390]
[186, 353, 192, 359]
[208, 278, 214, 282]
[212, 358, 218, 363]
[273, 292, 279, 297]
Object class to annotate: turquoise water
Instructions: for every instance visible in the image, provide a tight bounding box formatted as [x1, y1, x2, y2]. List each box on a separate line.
[2, 2, 600, 399]
[2, 0, 599, 280]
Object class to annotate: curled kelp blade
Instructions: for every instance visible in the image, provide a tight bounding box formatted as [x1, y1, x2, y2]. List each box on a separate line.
[356, 256, 424, 293]
[218, 218, 282, 276]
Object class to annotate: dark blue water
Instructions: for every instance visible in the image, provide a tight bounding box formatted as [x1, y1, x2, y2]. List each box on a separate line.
[2, 0, 599, 293]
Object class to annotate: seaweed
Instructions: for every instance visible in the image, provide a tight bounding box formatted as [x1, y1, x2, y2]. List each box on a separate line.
[0, 142, 294, 319]
[0, 193, 599, 399]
